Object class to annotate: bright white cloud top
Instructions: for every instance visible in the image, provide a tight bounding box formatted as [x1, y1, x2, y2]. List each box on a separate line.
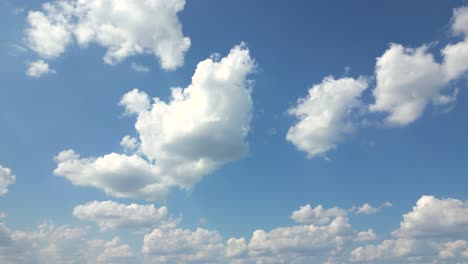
[0, 165, 15, 196]
[290, 203, 348, 225]
[26, 0, 191, 70]
[54, 44, 255, 200]
[73, 201, 168, 231]
[287, 77, 369, 158]
[392, 196, 468, 239]
[288, 6, 468, 158]
[26, 60, 55, 77]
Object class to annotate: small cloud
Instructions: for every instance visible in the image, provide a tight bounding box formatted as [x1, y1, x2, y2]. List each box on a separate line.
[131, 62, 150, 73]
[26, 60, 56, 78]
[354, 201, 392, 215]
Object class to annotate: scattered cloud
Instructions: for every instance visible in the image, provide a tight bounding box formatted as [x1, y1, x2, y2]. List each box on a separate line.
[286, 76, 369, 158]
[25, 0, 190, 70]
[26, 60, 55, 78]
[392, 195, 468, 239]
[54, 44, 256, 200]
[73, 200, 168, 231]
[0, 222, 135, 264]
[369, 44, 457, 126]
[0, 165, 15, 196]
[130, 62, 150, 73]
[142, 227, 225, 263]
[291, 203, 348, 225]
[355, 229, 377, 242]
[355, 201, 392, 215]
[289, 6, 468, 158]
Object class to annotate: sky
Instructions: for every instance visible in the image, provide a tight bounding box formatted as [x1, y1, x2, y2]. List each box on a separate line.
[0, 0, 468, 263]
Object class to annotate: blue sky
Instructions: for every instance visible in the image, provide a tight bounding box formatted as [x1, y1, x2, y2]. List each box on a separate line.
[1, 0, 468, 263]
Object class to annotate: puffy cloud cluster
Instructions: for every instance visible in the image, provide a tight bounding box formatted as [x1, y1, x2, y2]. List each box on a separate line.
[54, 44, 255, 200]
[248, 217, 353, 260]
[290, 203, 348, 225]
[287, 77, 369, 158]
[392, 196, 468, 239]
[142, 227, 225, 263]
[3, 195, 468, 263]
[351, 196, 468, 263]
[25, 0, 190, 70]
[355, 229, 377, 242]
[73, 201, 168, 231]
[0, 222, 135, 264]
[0, 165, 15, 196]
[288, 6, 468, 157]
[26, 60, 56, 77]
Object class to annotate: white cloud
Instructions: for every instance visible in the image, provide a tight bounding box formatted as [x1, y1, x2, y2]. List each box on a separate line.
[26, 60, 56, 77]
[54, 44, 255, 200]
[142, 227, 225, 263]
[350, 239, 434, 263]
[355, 229, 377, 242]
[26, 0, 191, 70]
[442, 38, 468, 81]
[287, 76, 369, 158]
[120, 135, 139, 153]
[0, 165, 15, 196]
[119, 88, 151, 115]
[451, 6, 468, 37]
[438, 240, 468, 260]
[370, 7, 468, 127]
[73, 200, 168, 231]
[291, 204, 347, 225]
[355, 202, 391, 215]
[248, 217, 352, 259]
[130, 62, 150, 73]
[226, 237, 248, 258]
[0, 221, 140, 264]
[53, 150, 168, 200]
[392, 196, 468, 239]
[369, 44, 453, 126]
[97, 237, 135, 263]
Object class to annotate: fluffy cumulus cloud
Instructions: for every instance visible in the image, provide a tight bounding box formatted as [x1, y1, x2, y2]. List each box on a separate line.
[451, 6, 468, 36]
[26, 0, 190, 70]
[350, 239, 436, 263]
[96, 237, 135, 263]
[0, 165, 15, 196]
[369, 44, 457, 126]
[73, 200, 168, 231]
[350, 195, 468, 263]
[370, 7, 468, 127]
[287, 76, 369, 158]
[54, 44, 255, 200]
[26, 60, 56, 77]
[288, 6, 468, 159]
[53, 150, 167, 200]
[392, 196, 468, 239]
[0, 222, 135, 264]
[290, 204, 347, 225]
[142, 227, 225, 263]
[355, 229, 377, 242]
[248, 216, 353, 262]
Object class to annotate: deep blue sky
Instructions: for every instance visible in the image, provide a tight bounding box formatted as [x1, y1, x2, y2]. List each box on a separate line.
[0, 0, 467, 261]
